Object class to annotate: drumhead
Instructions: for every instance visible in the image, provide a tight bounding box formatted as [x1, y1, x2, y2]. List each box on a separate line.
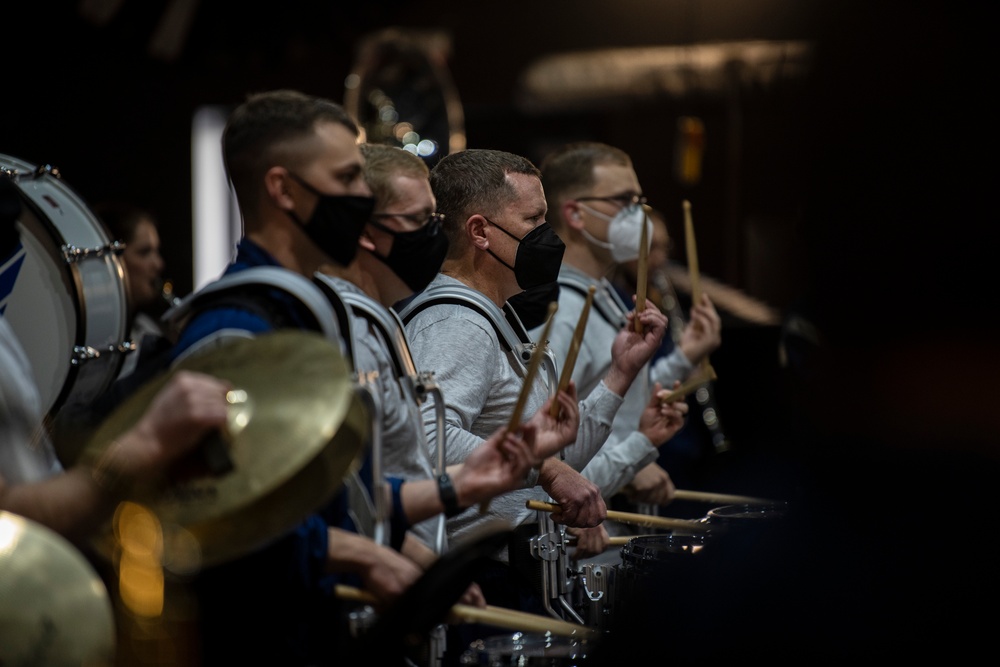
[1, 154, 128, 420]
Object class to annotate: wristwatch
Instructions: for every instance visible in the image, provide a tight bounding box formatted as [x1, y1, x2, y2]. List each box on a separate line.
[437, 472, 463, 517]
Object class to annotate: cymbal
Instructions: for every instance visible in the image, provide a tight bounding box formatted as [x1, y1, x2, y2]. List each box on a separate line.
[0, 510, 116, 666]
[84, 329, 369, 568]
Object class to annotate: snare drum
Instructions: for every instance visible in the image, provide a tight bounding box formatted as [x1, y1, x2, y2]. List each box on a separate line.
[459, 632, 593, 666]
[611, 533, 709, 632]
[0, 154, 128, 420]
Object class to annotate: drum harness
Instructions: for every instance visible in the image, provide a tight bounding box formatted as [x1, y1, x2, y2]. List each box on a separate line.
[398, 284, 588, 627]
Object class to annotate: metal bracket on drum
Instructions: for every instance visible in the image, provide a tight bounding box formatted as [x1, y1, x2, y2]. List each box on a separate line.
[71, 341, 135, 366]
[61, 240, 125, 263]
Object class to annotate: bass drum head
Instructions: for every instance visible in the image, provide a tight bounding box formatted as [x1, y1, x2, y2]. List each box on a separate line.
[1, 154, 128, 421]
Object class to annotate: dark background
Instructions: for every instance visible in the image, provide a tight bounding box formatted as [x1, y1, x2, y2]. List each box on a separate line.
[4, 0, 820, 306]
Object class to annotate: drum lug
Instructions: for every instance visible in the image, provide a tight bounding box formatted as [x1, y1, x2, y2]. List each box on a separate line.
[73, 343, 131, 365]
[61, 241, 123, 263]
[579, 563, 608, 603]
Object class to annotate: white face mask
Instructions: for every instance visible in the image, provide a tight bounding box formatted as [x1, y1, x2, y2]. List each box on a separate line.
[579, 202, 651, 263]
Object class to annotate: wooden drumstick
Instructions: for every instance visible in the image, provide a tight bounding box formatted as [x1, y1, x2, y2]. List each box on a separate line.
[634, 207, 650, 334]
[683, 200, 701, 307]
[672, 489, 780, 506]
[525, 500, 709, 532]
[658, 365, 718, 404]
[683, 199, 713, 376]
[549, 286, 595, 418]
[567, 535, 649, 548]
[334, 584, 596, 639]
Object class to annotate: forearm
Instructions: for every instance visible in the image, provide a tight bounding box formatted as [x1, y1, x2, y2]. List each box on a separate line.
[559, 381, 622, 470]
[580, 432, 658, 498]
[649, 349, 693, 387]
[0, 466, 115, 544]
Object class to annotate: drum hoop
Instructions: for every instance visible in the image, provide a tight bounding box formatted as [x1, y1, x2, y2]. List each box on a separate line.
[2, 154, 128, 417]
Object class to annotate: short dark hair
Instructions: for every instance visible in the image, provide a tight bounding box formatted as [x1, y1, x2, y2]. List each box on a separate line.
[360, 143, 429, 209]
[539, 142, 632, 232]
[92, 200, 156, 244]
[222, 89, 359, 215]
[429, 149, 539, 251]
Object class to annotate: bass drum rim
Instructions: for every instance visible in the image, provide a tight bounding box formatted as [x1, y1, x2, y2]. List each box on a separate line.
[1, 153, 129, 422]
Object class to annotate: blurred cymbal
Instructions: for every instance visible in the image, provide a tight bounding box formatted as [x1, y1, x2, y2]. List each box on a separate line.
[0, 510, 116, 666]
[84, 330, 368, 568]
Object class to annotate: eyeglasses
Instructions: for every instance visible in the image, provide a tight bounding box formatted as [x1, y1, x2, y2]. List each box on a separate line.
[576, 193, 648, 210]
[369, 211, 444, 235]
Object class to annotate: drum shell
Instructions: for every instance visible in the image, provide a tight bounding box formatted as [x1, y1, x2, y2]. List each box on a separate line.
[459, 632, 593, 666]
[611, 533, 708, 632]
[1, 154, 128, 420]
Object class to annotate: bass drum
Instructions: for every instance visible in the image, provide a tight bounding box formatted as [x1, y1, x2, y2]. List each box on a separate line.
[0, 154, 128, 422]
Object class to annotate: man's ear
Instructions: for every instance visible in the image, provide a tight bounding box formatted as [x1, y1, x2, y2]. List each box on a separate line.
[564, 201, 584, 230]
[358, 229, 377, 252]
[264, 167, 294, 209]
[467, 214, 489, 250]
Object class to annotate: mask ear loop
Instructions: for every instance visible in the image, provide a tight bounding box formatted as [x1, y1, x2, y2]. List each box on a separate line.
[575, 201, 615, 251]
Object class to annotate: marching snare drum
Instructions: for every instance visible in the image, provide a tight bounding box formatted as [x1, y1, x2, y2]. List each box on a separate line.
[0, 154, 128, 421]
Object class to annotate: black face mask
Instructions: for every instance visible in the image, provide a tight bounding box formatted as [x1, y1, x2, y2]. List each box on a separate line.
[286, 172, 375, 267]
[508, 280, 561, 330]
[367, 216, 449, 293]
[485, 219, 565, 290]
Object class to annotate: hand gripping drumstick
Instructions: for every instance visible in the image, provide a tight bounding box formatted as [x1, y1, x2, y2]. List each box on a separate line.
[334, 584, 597, 639]
[481, 301, 557, 513]
[526, 499, 709, 532]
[549, 286, 595, 418]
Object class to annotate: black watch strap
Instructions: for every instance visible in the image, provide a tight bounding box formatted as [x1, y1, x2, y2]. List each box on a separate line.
[437, 473, 463, 518]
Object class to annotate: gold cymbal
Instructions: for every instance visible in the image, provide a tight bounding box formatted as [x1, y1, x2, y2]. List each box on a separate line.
[84, 330, 368, 569]
[0, 510, 116, 666]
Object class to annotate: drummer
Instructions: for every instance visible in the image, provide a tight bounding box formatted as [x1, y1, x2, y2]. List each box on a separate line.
[0, 178, 231, 545]
[398, 148, 669, 618]
[163, 90, 544, 666]
[315, 142, 561, 576]
[528, 141, 701, 556]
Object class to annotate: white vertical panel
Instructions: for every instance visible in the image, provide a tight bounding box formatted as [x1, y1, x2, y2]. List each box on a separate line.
[191, 106, 239, 291]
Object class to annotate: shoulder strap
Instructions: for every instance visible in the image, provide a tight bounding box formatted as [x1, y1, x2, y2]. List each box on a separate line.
[163, 266, 345, 352]
[558, 273, 627, 329]
[398, 283, 558, 392]
[398, 284, 533, 363]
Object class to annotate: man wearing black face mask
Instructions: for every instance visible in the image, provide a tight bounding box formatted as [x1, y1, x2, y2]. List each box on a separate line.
[313, 143, 550, 605]
[398, 149, 669, 638]
[164, 90, 441, 666]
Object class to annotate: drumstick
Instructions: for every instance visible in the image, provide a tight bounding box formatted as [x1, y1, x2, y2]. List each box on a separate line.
[672, 489, 780, 506]
[549, 286, 595, 418]
[658, 365, 718, 404]
[683, 199, 712, 375]
[526, 500, 709, 532]
[634, 207, 649, 334]
[567, 535, 648, 548]
[683, 200, 701, 306]
[334, 584, 596, 639]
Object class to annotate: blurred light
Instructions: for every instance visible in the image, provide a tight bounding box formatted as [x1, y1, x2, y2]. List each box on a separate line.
[401, 130, 420, 145]
[416, 139, 438, 157]
[344, 73, 360, 90]
[393, 122, 414, 140]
